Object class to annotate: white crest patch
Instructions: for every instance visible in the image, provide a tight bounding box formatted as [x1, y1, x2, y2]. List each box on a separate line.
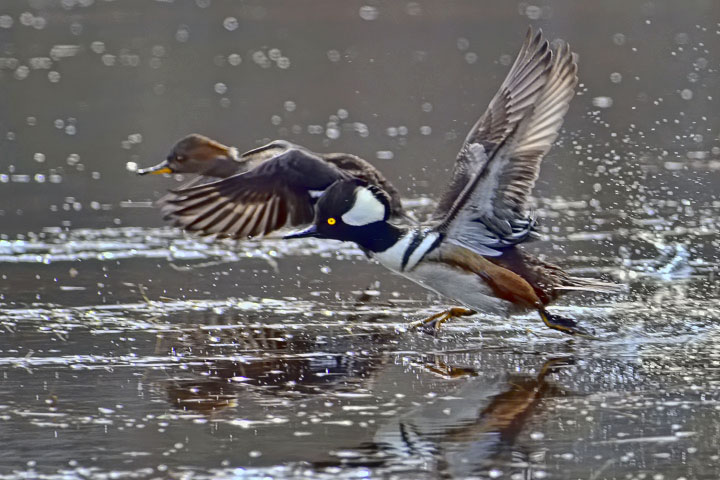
[341, 187, 386, 226]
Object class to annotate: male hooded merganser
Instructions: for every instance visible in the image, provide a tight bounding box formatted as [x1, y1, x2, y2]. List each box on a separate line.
[153, 138, 408, 239]
[284, 28, 619, 336]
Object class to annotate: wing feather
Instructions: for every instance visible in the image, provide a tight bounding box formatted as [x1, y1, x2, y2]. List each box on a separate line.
[161, 148, 350, 239]
[434, 27, 553, 219]
[435, 29, 578, 256]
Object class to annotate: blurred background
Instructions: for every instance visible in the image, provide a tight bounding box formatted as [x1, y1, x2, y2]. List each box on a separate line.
[2, 0, 718, 234]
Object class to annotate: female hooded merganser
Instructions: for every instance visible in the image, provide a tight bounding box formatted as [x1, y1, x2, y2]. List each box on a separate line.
[284, 28, 619, 336]
[137, 133, 245, 180]
[140, 135, 408, 238]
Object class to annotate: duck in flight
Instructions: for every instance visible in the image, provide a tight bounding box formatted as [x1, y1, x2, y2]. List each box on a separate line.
[282, 28, 619, 336]
[139, 135, 408, 238]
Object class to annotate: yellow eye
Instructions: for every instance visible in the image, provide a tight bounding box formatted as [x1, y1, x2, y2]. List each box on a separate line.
[327, 217, 336, 225]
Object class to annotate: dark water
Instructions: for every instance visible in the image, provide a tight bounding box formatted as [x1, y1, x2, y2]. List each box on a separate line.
[2, 1, 720, 479]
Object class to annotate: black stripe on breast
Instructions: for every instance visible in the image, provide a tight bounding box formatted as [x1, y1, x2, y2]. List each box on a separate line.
[400, 229, 424, 272]
[415, 233, 443, 266]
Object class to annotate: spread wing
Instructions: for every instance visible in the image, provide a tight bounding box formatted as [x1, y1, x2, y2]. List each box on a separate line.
[434, 29, 578, 257]
[433, 27, 551, 220]
[239, 139, 303, 165]
[161, 148, 351, 238]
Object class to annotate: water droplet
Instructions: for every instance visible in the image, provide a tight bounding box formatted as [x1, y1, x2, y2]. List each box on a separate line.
[327, 50, 341, 62]
[406, 2, 422, 16]
[524, 5, 542, 20]
[90, 41, 105, 54]
[612, 33, 626, 46]
[592, 96, 613, 108]
[227, 53, 241, 66]
[675, 32, 689, 45]
[223, 17, 238, 31]
[34, 153, 46, 163]
[284, 101, 296, 112]
[214, 82, 227, 94]
[32, 16, 47, 30]
[359, 6, 379, 21]
[14, 65, 30, 80]
[610, 72, 622, 83]
[175, 25, 190, 43]
[0, 15, 13, 28]
[680, 88, 693, 100]
[326, 127, 340, 139]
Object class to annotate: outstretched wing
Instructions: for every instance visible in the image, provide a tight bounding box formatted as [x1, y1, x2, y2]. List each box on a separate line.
[433, 28, 552, 219]
[162, 148, 351, 238]
[239, 139, 303, 165]
[435, 29, 578, 256]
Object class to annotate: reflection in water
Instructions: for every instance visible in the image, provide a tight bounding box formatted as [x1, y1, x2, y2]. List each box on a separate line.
[153, 317, 392, 413]
[314, 357, 573, 479]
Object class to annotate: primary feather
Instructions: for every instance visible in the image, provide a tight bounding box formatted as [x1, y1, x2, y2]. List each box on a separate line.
[434, 28, 578, 257]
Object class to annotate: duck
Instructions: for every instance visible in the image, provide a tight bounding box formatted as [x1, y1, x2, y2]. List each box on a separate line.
[140, 135, 408, 238]
[137, 133, 246, 181]
[283, 28, 620, 336]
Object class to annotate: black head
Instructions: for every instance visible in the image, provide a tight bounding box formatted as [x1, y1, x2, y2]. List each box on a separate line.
[285, 179, 397, 250]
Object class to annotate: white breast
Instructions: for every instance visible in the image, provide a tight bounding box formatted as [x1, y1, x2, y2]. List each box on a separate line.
[373, 229, 517, 316]
[374, 230, 415, 272]
[403, 261, 514, 316]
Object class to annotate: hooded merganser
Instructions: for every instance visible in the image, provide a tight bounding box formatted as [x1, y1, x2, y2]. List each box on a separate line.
[155, 138, 408, 239]
[284, 28, 619, 336]
[137, 133, 246, 180]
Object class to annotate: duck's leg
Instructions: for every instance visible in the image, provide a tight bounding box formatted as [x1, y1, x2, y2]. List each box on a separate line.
[538, 310, 596, 338]
[408, 307, 476, 332]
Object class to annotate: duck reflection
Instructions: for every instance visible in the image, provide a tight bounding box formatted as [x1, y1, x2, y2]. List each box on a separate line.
[335, 357, 573, 479]
[152, 312, 393, 413]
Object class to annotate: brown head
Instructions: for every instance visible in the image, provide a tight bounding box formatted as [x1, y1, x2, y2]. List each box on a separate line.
[137, 134, 243, 178]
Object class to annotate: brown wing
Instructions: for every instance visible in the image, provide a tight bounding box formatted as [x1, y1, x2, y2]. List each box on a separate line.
[433, 27, 552, 219]
[162, 148, 351, 239]
[436, 30, 578, 257]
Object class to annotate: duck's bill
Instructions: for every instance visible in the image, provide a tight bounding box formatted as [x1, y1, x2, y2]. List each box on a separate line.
[284, 225, 319, 239]
[137, 161, 173, 175]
